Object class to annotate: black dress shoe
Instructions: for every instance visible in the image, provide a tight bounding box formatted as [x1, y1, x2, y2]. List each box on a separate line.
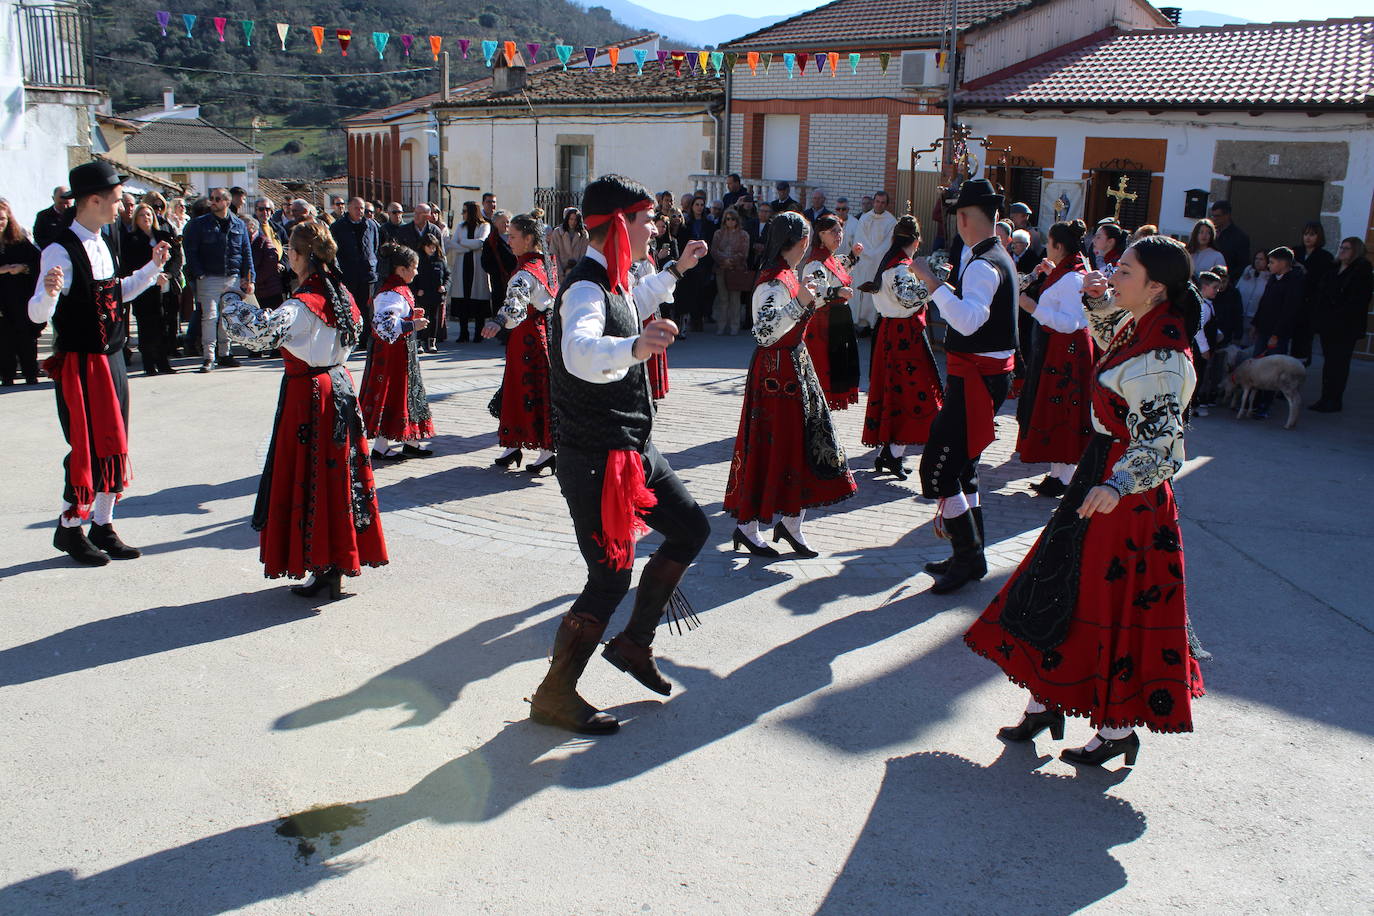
[1033, 477, 1068, 498]
[998, 709, 1066, 742]
[291, 569, 344, 601]
[732, 528, 780, 557]
[874, 445, 910, 480]
[527, 455, 556, 476]
[371, 449, 400, 461]
[401, 444, 434, 458]
[493, 449, 523, 469]
[87, 523, 141, 560]
[53, 523, 110, 566]
[772, 523, 819, 558]
[1060, 732, 1140, 767]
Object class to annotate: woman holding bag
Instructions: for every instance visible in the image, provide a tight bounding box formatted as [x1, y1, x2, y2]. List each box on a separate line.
[711, 207, 751, 335]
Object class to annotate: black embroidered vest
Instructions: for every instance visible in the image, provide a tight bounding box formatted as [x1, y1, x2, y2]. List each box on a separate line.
[944, 236, 1018, 355]
[52, 228, 126, 355]
[548, 256, 653, 453]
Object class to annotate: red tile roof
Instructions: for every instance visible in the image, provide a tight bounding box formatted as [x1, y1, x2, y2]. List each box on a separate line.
[724, 0, 1045, 50]
[959, 17, 1374, 109]
[433, 64, 722, 109]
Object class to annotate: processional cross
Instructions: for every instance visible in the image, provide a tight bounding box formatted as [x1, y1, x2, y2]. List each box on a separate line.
[1105, 175, 1138, 221]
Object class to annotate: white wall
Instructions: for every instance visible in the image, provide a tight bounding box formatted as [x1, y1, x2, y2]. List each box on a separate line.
[441, 108, 714, 213]
[121, 152, 258, 197]
[962, 110, 1374, 242]
[0, 94, 91, 225]
[964, 0, 1166, 81]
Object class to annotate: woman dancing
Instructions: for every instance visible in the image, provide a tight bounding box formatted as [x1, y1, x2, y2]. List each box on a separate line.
[360, 242, 436, 460]
[724, 212, 857, 558]
[859, 215, 939, 480]
[964, 235, 1205, 767]
[482, 213, 557, 476]
[222, 222, 388, 600]
[800, 214, 863, 410]
[1015, 220, 1094, 498]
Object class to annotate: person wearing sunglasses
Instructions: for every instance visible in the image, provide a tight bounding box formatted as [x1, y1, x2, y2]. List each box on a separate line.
[182, 187, 254, 371]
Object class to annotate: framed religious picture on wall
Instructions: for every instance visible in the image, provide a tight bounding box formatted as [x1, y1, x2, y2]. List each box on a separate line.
[1041, 180, 1088, 225]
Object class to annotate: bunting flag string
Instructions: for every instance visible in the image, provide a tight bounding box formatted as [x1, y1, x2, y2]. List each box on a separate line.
[148, 11, 927, 79]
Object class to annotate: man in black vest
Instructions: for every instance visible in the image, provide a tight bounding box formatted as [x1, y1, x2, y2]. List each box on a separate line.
[910, 179, 1019, 594]
[535, 174, 711, 735]
[29, 162, 170, 565]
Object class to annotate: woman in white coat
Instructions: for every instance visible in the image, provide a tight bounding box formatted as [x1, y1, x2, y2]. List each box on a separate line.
[447, 200, 491, 343]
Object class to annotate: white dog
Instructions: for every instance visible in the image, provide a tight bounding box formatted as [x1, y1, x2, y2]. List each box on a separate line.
[1224, 353, 1306, 429]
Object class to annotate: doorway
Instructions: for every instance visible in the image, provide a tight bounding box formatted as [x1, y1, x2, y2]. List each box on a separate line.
[1228, 177, 1324, 255]
[762, 114, 800, 183]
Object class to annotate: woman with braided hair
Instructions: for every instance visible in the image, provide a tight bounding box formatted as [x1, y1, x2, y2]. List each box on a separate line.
[223, 221, 388, 601]
[482, 213, 558, 476]
[800, 213, 863, 410]
[359, 242, 436, 460]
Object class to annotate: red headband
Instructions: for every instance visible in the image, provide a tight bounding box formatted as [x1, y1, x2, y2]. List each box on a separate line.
[584, 198, 655, 294]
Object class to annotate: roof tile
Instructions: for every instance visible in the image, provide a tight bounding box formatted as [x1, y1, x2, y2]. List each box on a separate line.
[125, 117, 259, 155]
[724, 0, 1041, 50]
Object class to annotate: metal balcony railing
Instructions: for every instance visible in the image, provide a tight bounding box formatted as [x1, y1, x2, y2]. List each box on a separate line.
[16, 1, 95, 89]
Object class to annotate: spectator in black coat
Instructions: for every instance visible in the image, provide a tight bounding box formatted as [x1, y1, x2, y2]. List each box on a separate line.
[1252, 247, 1304, 356]
[722, 173, 746, 211]
[1292, 220, 1335, 364]
[676, 196, 717, 332]
[413, 234, 450, 353]
[1209, 200, 1251, 280]
[480, 209, 516, 310]
[0, 197, 42, 385]
[1311, 237, 1373, 413]
[330, 196, 380, 325]
[33, 185, 73, 249]
[770, 181, 800, 214]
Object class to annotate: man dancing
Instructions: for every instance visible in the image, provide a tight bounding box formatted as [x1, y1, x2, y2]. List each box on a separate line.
[909, 180, 1019, 594]
[534, 174, 711, 735]
[29, 162, 170, 565]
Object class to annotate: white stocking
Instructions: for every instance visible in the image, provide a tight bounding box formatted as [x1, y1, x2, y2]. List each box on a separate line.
[966, 490, 980, 509]
[1025, 696, 1047, 714]
[1084, 725, 1135, 750]
[533, 449, 554, 464]
[1051, 462, 1076, 484]
[738, 519, 766, 547]
[888, 444, 906, 458]
[781, 511, 809, 547]
[941, 492, 970, 518]
[373, 436, 393, 455]
[92, 492, 117, 526]
[59, 502, 83, 527]
[497, 446, 518, 459]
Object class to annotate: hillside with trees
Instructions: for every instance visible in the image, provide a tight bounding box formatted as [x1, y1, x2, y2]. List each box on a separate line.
[91, 0, 645, 177]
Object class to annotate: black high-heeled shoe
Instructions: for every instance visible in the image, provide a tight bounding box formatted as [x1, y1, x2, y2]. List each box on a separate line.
[1060, 732, 1140, 767]
[998, 709, 1066, 742]
[401, 444, 435, 458]
[732, 528, 780, 557]
[874, 445, 909, 480]
[493, 449, 523, 469]
[772, 523, 819, 559]
[291, 569, 344, 601]
[527, 455, 556, 477]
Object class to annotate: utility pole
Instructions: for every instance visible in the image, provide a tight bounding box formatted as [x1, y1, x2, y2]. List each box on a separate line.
[436, 51, 450, 218]
[944, 0, 959, 182]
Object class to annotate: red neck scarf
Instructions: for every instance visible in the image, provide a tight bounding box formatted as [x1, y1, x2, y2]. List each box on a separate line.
[757, 259, 800, 297]
[294, 274, 362, 328]
[806, 242, 851, 288]
[881, 250, 912, 274]
[378, 272, 415, 301]
[1042, 251, 1086, 291]
[516, 252, 558, 297]
[584, 199, 654, 294]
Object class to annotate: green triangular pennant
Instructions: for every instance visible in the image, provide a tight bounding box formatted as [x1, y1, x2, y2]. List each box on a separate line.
[762, 52, 773, 72]
[879, 51, 891, 74]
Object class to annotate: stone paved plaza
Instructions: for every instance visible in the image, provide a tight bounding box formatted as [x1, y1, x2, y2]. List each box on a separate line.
[2, 334, 1371, 914]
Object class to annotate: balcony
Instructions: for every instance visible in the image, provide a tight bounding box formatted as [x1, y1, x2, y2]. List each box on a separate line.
[689, 174, 816, 208]
[16, 2, 95, 90]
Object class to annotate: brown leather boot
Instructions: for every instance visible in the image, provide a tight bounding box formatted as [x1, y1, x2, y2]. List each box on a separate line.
[530, 611, 619, 735]
[601, 554, 690, 696]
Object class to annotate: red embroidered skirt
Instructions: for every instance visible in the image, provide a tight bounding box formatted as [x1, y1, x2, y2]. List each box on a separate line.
[497, 314, 554, 450]
[861, 316, 943, 447]
[359, 335, 435, 442]
[965, 436, 1203, 733]
[724, 335, 857, 523]
[1016, 328, 1095, 464]
[802, 303, 860, 411]
[257, 360, 388, 579]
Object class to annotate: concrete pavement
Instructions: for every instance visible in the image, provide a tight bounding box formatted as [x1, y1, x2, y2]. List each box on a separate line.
[1, 332, 1370, 914]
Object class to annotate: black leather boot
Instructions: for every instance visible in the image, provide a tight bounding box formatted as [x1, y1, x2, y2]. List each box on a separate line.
[924, 506, 984, 578]
[602, 554, 689, 696]
[930, 510, 985, 594]
[531, 612, 620, 734]
[87, 523, 142, 560]
[1061, 731, 1140, 767]
[53, 522, 110, 566]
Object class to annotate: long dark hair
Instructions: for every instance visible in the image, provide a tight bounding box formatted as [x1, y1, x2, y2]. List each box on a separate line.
[1129, 235, 1201, 341]
[1300, 220, 1325, 250]
[461, 201, 482, 229]
[1047, 219, 1087, 258]
[878, 214, 920, 268]
[761, 211, 809, 268]
[1098, 222, 1128, 254]
[289, 222, 361, 348]
[1187, 218, 1217, 254]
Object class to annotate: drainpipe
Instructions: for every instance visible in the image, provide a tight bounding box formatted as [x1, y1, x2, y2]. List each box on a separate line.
[708, 103, 725, 179]
[722, 69, 732, 176]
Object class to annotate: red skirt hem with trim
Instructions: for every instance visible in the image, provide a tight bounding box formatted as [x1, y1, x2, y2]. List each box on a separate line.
[861, 316, 943, 447]
[359, 336, 435, 443]
[497, 314, 554, 450]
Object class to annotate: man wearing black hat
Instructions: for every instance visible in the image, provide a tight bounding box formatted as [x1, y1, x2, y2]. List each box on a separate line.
[29, 161, 171, 565]
[770, 181, 800, 215]
[909, 179, 1019, 594]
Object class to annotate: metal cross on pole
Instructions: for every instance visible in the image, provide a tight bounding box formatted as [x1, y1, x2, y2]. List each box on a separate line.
[1106, 175, 1138, 221]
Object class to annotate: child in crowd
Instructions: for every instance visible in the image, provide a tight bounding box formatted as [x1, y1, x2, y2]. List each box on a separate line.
[413, 236, 450, 353]
[360, 242, 436, 460]
[1193, 271, 1223, 415]
[1211, 265, 1245, 346]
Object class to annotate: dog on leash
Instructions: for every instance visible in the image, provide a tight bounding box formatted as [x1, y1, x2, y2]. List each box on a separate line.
[1223, 352, 1306, 429]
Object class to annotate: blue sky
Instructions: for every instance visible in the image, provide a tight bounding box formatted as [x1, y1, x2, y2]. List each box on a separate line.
[631, 0, 1370, 21]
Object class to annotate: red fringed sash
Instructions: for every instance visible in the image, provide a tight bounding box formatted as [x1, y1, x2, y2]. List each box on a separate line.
[47, 351, 129, 519]
[946, 351, 1016, 458]
[593, 450, 657, 571]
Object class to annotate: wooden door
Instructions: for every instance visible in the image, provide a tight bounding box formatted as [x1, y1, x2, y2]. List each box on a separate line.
[1228, 177, 1324, 255]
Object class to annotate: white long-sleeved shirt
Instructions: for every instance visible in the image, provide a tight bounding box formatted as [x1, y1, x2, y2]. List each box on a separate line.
[872, 262, 931, 318]
[931, 242, 1015, 359]
[28, 220, 162, 323]
[222, 294, 353, 366]
[372, 289, 416, 344]
[559, 246, 678, 384]
[752, 279, 810, 347]
[799, 251, 858, 303]
[496, 267, 556, 329]
[1028, 270, 1088, 334]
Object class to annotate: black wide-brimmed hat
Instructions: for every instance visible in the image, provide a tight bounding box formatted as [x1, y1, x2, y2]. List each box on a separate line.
[951, 178, 1005, 212]
[64, 161, 127, 199]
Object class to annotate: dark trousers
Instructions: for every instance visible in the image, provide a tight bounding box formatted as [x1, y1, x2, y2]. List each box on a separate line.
[162, 290, 182, 356]
[345, 280, 373, 340]
[556, 441, 711, 624]
[133, 296, 169, 372]
[919, 372, 1012, 499]
[451, 297, 490, 338]
[0, 301, 40, 383]
[1318, 332, 1357, 407]
[55, 351, 129, 504]
[1253, 336, 1290, 411]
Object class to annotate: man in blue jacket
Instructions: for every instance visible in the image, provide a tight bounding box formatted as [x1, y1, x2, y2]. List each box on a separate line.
[329, 196, 379, 328]
[182, 187, 254, 372]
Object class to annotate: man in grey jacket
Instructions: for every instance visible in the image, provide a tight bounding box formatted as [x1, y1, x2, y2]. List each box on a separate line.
[182, 187, 254, 371]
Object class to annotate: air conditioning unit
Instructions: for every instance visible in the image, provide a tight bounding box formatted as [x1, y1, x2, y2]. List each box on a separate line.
[900, 50, 942, 88]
